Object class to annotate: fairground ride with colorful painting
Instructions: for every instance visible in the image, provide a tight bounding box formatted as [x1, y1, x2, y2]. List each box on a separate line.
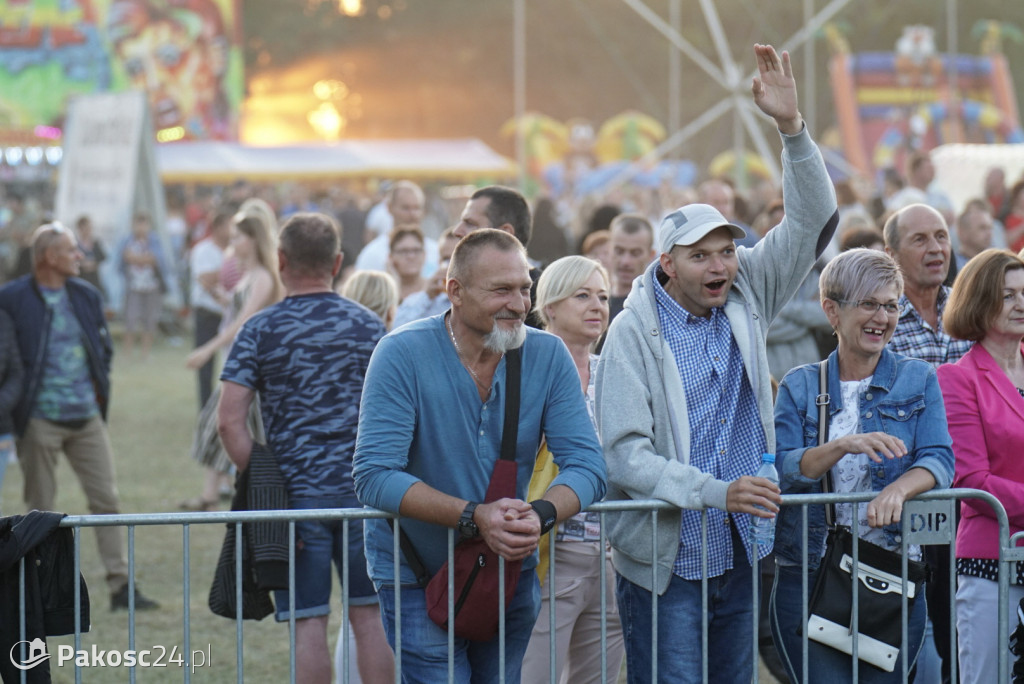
[828, 22, 1023, 179]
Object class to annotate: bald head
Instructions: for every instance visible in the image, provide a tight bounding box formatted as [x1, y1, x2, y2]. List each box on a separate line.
[956, 200, 994, 259]
[31, 222, 81, 284]
[32, 223, 75, 266]
[883, 203, 951, 291]
[883, 204, 944, 252]
[387, 180, 425, 226]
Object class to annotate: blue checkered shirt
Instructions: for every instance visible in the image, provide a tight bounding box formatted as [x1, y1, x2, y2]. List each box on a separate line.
[888, 287, 971, 368]
[653, 272, 768, 580]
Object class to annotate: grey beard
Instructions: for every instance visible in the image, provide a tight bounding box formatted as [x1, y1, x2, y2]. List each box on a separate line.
[483, 320, 526, 353]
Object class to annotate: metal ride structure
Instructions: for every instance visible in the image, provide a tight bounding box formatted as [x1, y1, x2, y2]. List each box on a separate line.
[511, 0, 976, 193]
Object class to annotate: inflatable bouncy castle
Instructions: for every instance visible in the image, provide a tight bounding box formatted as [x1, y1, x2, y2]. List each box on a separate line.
[828, 23, 1023, 178]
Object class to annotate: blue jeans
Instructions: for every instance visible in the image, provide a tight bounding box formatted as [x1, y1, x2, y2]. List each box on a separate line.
[616, 530, 755, 684]
[378, 568, 540, 684]
[769, 564, 926, 684]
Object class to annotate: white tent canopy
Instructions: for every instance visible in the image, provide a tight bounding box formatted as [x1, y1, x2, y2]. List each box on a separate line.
[155, 138, 516, 183]
[932, 143, 1024, 214]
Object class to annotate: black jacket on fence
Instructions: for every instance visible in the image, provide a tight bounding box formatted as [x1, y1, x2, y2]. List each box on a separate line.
[0, 511, 91, 684]
[209, 442, 290, 620]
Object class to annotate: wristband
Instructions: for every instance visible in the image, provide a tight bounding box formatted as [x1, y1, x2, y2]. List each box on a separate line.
[529, 500, 558, 536]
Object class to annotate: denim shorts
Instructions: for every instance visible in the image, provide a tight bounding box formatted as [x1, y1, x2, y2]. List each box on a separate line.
[273, 496, 377, 622]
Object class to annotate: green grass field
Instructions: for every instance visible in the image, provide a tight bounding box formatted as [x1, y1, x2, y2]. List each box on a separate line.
[1, 339, 346, 683]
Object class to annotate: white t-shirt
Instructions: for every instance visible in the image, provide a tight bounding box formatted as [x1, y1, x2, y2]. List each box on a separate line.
[190, 239, 224, 314]
[829, 376, 921, 560]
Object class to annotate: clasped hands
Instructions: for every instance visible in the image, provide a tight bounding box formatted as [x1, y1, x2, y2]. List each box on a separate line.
[473, 498, 542, 562]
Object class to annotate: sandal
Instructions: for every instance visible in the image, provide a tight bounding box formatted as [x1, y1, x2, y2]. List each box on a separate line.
[179, 497, 218, 512]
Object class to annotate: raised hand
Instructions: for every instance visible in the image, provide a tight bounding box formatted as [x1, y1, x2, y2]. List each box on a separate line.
[751, 43, 802, 135]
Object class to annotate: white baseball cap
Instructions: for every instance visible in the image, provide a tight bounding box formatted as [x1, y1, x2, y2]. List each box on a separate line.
[658, 204, 746, 254]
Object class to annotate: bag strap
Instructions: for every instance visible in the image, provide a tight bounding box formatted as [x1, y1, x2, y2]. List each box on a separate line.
[499, 348, 522, 463]
[390, 346, 523, 585]
[388, 518, 430, 587]
[817, 359, 836, 528]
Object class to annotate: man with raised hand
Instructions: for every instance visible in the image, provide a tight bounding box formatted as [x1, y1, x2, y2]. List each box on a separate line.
[596, 44, 838, 683]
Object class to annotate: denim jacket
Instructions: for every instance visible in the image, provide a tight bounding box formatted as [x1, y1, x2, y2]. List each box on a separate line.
[773, 348, 954, 569]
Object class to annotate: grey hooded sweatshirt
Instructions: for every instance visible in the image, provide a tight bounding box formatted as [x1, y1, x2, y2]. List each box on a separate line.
[595, 125, 838, 595]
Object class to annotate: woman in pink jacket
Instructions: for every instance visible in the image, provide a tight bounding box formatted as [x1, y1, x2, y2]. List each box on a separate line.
[937, 248, 1024, 684]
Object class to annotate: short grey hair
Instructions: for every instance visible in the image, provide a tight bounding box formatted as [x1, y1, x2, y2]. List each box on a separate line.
[535, 256, 609, 327]
[447, 228, 526, 285]
[31, 222, 75, 266]
[819, 248, 904, 305]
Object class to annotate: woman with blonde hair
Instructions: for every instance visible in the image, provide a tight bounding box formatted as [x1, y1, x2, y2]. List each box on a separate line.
[182, 209, 282, 510]
[522, 255, 625, 684]
[341, 270, 399, 330]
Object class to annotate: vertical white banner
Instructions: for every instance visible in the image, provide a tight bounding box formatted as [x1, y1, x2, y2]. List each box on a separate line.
[55, 90, 146, 244]
[55, 90, 179, 309]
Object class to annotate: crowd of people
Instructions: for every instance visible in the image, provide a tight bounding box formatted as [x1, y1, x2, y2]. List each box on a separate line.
[0, 42, 1023, 684]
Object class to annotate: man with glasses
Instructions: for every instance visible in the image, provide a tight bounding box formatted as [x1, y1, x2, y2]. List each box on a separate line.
[355, 180, 439, 277]
[0, 223, 158, 610]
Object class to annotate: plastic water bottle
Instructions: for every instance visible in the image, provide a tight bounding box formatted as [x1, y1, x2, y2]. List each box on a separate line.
[749, 452, 779, 546]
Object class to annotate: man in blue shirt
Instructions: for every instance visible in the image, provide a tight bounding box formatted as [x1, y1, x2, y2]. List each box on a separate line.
[219, 213, 394, 684]
[354, 228, 606, 683]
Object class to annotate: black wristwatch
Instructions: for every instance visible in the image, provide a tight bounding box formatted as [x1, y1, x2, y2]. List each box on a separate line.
[530, 500, 558, 536]
[457, 501, 479, 539]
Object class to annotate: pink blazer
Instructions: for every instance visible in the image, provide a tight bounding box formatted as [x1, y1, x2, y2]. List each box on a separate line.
[937, 342, 1024, 560]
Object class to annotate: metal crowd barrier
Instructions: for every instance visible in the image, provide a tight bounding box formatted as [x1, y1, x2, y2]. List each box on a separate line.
[10, 488, 1021, 683]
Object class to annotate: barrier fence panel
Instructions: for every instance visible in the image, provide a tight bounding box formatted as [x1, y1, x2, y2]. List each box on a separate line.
[8, 489, 1019, 683]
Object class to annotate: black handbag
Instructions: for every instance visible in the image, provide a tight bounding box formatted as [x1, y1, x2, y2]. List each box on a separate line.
[805, 359, 927, 673]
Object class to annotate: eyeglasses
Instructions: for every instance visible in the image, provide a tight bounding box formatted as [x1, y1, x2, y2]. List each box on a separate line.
[392, 247, 424, 257]
[837, 299, 900, 316]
